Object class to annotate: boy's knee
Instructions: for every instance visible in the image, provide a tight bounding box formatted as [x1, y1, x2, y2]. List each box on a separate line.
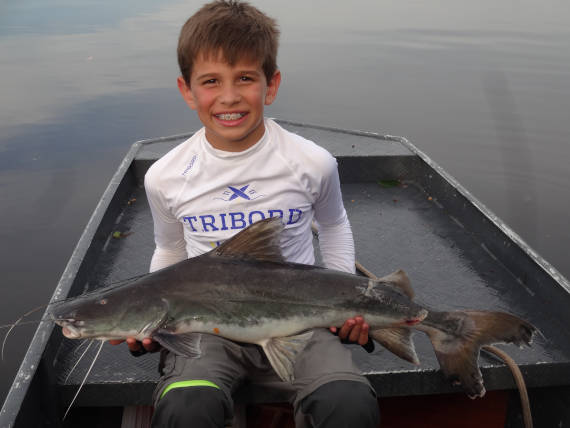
[152, 386, 231, 428]
[298, 380, 379, 428]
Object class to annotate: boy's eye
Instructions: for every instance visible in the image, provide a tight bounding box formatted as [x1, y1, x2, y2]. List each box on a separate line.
[240, 75, 252, 82]
[203, 78, 217, 85]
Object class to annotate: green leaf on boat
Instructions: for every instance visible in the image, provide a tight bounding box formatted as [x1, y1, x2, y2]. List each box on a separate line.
[113, 231, 133, 239]
[378, 179, 400, 188]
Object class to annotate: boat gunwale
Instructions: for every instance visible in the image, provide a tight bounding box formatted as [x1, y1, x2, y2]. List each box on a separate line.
[0, 141, 143, 425]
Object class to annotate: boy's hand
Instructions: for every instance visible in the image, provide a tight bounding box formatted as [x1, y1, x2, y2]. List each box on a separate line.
[330, 316, 369, 345]
[108, 337, 160, 356]
[330, 316, 374, 352]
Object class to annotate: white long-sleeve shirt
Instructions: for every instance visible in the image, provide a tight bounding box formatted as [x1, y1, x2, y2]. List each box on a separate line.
[144, 119, 355, 274]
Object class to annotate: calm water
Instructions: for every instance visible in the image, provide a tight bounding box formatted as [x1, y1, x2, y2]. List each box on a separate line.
[1, 0, 569, 403]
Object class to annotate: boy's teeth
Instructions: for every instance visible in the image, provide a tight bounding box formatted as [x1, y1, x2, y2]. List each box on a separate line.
[217, 113, 244, 120]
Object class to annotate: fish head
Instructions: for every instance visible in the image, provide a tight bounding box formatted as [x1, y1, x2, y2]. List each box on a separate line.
[50, 287, 167, 340]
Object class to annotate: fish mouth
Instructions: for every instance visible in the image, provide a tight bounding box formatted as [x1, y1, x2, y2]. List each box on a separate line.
[56, 320, 83, 339]
[62, 326, 81, 339]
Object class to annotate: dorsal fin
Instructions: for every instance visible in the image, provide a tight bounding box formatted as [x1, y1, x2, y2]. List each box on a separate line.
[208, 217, 285, 262]
[377, 269, 414, 299]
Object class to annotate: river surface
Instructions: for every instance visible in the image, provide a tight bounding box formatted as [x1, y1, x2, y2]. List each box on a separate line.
[1, 0, 569, 404]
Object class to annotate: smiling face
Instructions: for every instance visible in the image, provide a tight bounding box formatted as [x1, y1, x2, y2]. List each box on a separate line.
[178, 53, 281, 152]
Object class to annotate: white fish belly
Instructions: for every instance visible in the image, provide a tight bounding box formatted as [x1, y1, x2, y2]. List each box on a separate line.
[177, 316, 326, 344]
[174, 311, 397, 344]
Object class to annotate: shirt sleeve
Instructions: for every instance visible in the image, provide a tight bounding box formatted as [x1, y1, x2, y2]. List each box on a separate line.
[313, 157, 356, 274]
[145, 172, 187, 272]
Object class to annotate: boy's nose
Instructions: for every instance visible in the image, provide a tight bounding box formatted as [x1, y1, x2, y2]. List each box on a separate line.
[219, 84, 241, 104]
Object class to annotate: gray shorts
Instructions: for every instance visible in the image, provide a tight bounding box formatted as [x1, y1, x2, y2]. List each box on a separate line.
[152, 329, 371, 411]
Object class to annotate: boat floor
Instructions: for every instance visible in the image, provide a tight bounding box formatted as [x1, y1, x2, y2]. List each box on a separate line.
[54, 179, 569, 406]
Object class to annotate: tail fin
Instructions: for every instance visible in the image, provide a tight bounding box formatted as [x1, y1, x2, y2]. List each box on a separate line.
[417, 310, 536, 398]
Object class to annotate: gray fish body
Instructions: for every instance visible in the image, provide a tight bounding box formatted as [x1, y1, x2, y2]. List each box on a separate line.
[54, 255, 426, 344]
[51, 217, 536, 397]
[158, 257, 426, 342]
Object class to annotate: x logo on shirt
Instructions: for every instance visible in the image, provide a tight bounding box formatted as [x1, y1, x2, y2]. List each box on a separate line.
[227, 185, 251, 201]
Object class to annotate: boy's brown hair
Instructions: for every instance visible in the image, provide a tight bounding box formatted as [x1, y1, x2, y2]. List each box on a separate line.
[178, 0, 280, 85]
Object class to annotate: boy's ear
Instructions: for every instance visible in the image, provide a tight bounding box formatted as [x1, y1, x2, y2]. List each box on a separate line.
[177, 76, 197, 110]
[264, 70, 281, 106]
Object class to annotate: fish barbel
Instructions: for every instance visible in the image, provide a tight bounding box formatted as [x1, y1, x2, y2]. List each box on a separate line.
[50, 217, 536, 398]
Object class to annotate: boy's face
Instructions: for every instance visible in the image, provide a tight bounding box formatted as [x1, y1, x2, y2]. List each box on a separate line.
[178, 53, 281, 152]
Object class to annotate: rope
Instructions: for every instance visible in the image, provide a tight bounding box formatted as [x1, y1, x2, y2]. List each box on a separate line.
[482, 345, 533, 428]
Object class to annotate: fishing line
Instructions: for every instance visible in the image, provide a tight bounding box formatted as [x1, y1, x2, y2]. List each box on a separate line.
[63, 340, 104, 421]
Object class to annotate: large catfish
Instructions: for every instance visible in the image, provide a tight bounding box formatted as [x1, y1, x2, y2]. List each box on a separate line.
[51, 217, 535, 398]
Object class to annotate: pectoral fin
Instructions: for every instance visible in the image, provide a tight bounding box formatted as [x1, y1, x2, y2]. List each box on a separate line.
[260, 331, 314, 382]
[370, 328, 419, 365]
[154, 332, 202, 358]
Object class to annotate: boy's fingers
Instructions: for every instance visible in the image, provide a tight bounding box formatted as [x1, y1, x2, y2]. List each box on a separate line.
[110, 337, 156, 356]
[142, 338, 160, 353]
[346, 316, 364, 342]
[357, 323, 370, 346]
[331, 318, 373, 350]
[348, 322, 362, 343]
[338, 319, 355, 340]
[126, 337, 141, 352]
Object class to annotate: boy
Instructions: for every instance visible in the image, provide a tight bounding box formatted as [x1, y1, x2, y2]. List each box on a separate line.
[113, 1, 380, 426]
